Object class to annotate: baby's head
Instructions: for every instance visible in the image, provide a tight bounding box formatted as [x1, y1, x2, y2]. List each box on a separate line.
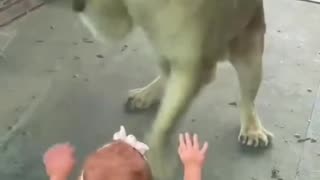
[79, 126, 152, 180]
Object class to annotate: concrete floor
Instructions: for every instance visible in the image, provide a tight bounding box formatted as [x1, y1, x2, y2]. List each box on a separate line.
[0, 0, 320, 179]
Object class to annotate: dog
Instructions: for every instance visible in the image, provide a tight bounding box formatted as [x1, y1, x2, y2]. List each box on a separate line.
[72, 0, 273, 178]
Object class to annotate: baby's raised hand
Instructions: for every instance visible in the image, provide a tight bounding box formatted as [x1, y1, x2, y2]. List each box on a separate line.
[178, 133, 208, 169]
[43, 143, 76, 179]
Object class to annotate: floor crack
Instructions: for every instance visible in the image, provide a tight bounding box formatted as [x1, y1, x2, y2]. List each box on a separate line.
[294, 80, 320, 180]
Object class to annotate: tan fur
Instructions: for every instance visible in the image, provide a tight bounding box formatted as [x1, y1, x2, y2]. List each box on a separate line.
[73, 0, 273, 179]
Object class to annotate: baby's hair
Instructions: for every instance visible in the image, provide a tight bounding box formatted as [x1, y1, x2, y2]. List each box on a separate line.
[81, 140, 153, 180]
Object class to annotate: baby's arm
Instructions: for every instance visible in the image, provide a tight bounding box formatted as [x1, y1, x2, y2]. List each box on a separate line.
[184, 165, 202, 180]
[178, 133, 208, 180]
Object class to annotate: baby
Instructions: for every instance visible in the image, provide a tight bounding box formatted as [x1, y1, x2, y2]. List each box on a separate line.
[43, 126, 208, 180]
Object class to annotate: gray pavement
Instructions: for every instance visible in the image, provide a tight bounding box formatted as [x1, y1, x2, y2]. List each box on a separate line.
[0, 0, 319, 179]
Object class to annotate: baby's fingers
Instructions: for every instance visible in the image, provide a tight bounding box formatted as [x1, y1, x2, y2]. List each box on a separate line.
[179, 133, 186, 149]
[200, 142, 209, 155]
[184, 133, 192, 147]
[192, 134, 199, 149]
[43, 143, 75, 163]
